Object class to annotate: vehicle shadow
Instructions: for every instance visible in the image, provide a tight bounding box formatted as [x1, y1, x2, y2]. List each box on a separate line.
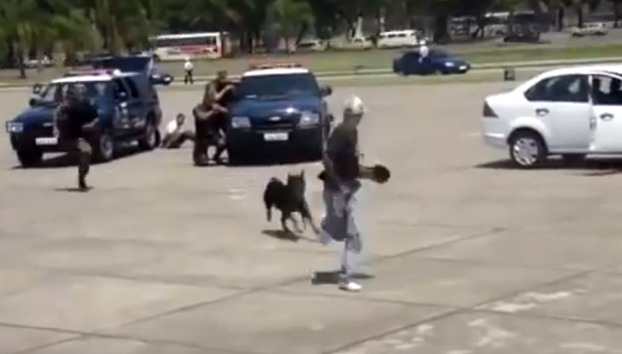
[228, 154, 320, 168]
[476, 158, 622, 176]
[11, 144, 149, 170]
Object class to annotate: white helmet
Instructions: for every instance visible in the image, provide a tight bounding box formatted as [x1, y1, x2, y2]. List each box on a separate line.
[343, 95, 365, 116]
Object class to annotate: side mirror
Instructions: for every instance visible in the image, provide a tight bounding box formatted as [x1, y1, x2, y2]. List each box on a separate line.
[29, 98, 39, 106]
[117, 91, 128, 101]
[32, 83, 42, 94]
[321, 86, 332, 96]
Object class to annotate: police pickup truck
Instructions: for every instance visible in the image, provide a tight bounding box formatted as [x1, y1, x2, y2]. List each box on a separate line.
[5, 55, 172, 167]
[226, 63, 333, 163]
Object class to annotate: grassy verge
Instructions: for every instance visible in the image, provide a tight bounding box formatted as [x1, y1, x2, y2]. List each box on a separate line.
[1, 43, 621, 84]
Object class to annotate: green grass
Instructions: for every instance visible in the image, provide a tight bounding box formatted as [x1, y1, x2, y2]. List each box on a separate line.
[2, 43, 622, 84]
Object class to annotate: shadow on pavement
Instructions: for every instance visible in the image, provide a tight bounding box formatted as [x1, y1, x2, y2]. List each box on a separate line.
[475, 158, 622, 175]
[11, 145, 149, 170]
[311, 271, 375, 286]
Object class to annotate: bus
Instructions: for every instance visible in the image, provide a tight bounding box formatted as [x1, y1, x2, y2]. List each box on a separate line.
[148, 32, 229, 61]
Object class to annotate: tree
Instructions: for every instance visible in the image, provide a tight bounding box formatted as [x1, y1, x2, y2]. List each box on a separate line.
[268, 0, 313, 51]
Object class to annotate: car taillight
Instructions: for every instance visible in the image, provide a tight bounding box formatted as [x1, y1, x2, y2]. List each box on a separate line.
[483, 102, 497, 118]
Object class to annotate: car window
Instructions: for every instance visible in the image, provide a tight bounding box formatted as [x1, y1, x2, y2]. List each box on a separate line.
[123, 78, 140, 98]
[591, 74, 622, 105]
[524, 74, 589, 103]
[403, 52, 419, 60]
[113, 79, 128, 98]
[39, 81, 108, 103]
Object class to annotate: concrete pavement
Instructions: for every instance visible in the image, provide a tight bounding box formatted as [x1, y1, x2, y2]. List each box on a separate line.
[2, 83, 622, 353]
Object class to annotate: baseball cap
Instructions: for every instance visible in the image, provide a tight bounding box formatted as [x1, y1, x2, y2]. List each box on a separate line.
[344, 95, 365, 116]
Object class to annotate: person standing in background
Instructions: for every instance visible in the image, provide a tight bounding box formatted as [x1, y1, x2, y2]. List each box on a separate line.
[184, 56, 194, 85]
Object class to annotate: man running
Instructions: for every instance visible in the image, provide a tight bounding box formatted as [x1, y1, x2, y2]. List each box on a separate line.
[53, 85, 99, 191]
[320, 95, 379, 292]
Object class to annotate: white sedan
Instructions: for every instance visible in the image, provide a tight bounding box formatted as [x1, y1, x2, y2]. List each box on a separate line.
[482, 64, 622, 168]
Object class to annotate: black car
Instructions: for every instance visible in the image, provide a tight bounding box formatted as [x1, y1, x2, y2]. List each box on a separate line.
[226, 65, 333, 163]
[393, 49, 471, 76]
[5, 56, 172, 167]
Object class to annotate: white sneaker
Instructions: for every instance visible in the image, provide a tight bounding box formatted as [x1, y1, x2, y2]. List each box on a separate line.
[339, 281, 362, 292]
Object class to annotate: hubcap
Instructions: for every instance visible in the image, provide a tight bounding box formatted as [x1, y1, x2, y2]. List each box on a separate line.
[512, 137, 539, 166]
[100, 135, 113, 159]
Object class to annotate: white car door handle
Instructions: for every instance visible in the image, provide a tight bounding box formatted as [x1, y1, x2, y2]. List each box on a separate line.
[535, 108, 549, 116]
[600, 113, 614, 120]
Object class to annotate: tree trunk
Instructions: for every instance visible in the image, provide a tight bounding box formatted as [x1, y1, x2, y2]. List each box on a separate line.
[433, 14, 449, 43]
[576, 4, 584, 27]
[36, 45, 44, 73]
[614, 2, 620, 27]
[15, 43, 26, 79]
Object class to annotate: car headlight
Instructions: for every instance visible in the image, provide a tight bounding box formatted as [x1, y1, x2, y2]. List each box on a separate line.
[299, 111, 320, 126]
[6, 122, 23, 133]
[231, 116, 251, 128]
[444, 62, 455, 67]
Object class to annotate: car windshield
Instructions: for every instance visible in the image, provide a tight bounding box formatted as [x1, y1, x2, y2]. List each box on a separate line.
[37, 81, 110, 104]
[237, 73, 320, 98]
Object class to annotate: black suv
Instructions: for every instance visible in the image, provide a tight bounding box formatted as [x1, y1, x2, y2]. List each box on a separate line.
[5, 55, 172, 167]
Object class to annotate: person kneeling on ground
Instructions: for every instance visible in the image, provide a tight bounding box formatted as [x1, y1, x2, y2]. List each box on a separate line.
[161, 113, 194, 149]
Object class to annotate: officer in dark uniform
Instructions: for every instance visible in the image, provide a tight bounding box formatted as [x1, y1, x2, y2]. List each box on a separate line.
[192, 83, 227, 166]
[211, 70, 236, 163]
[53, 85, 99, 191]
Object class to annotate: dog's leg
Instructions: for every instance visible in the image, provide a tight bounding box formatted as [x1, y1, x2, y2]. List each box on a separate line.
[300, 200, 320, 235]
[291, 213, 304, 234]
[281, 212, 292, 234]
[264, 198, 273, 221]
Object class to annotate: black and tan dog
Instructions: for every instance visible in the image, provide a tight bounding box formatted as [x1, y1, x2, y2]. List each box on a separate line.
[263, 170, 319, 234]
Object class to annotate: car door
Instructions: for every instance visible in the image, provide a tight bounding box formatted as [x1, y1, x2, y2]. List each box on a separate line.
[120, 77, 145, 135]
[589, 73, 622, 153]
[402, 52, 419, 74]
[111, 78, 132, 137]
[523, 74, 592, 151]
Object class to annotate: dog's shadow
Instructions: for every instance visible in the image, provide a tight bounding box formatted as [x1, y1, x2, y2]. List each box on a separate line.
[311, 271, 375, 285]
[261, 229, 301, 242]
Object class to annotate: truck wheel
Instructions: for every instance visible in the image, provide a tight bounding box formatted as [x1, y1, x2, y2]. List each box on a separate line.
[94, 131, 115, 162]
[138, 119, 159, 151]
[16, 148, 43, 168]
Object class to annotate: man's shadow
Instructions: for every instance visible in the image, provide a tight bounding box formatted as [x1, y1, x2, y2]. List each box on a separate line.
[311, 271, 374, 285]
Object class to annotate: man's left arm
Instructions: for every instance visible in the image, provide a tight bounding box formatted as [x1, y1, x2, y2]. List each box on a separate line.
[83, 103, 99, 128]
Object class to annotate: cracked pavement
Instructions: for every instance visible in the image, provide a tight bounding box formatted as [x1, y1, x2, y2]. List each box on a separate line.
[2, 82, 622, 353]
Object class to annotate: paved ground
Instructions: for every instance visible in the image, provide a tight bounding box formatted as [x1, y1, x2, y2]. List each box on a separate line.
[3, 82, 622, 354]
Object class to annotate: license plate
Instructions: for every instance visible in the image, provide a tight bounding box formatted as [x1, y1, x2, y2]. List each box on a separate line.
[263, 132, 289, 141]
[35, 137, 58, 145]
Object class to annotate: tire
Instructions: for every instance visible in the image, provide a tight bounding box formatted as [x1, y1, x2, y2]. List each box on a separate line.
[16, 148, 43, 168]
[227, 149, 246, 166]
[93, 131, 115, 162]
[508, 131, 547, 168]
[138, 119, 159, 151]
[562, 154, 586, 166]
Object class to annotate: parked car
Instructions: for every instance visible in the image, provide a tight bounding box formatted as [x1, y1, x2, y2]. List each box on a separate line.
[481, 64, 622, 168]
[5, 56, 172, 167]
[330, 37, 373, 50]
[225, 63, 333, 163]
[570, 22, 608, 37]
[295, 39, 327, 52]
[393, 49, 470, 75]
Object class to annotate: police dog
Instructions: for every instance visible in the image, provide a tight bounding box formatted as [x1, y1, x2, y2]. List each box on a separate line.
[263, 170, 319, 234]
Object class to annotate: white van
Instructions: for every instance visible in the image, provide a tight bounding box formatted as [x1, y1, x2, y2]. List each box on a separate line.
[377, 30, 419, 48]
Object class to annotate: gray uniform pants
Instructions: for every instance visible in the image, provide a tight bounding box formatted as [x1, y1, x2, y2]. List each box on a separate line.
[320, 181, 363, 282]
